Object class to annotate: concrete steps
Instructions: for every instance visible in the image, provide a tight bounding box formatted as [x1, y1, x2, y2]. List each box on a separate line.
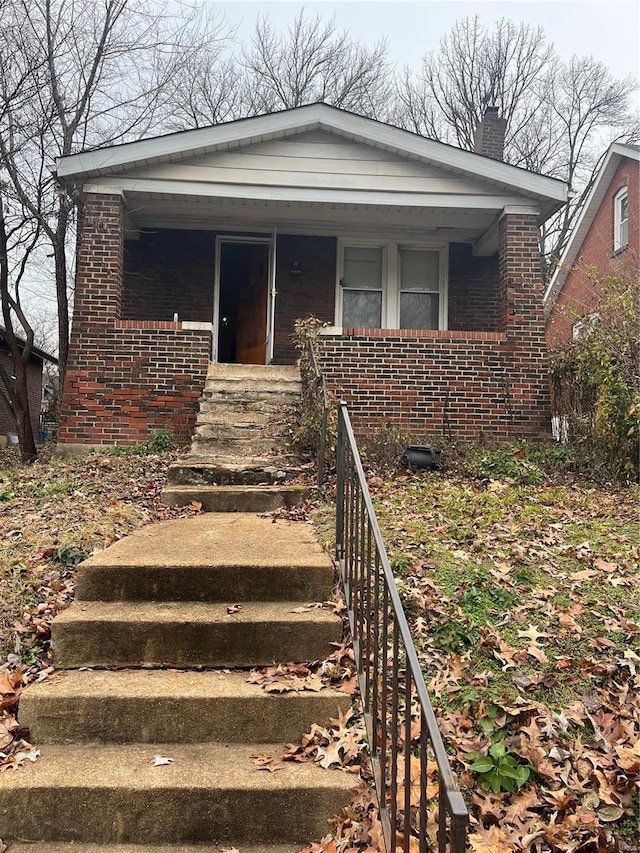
[52, 599, 341, 668]
[1, 742, 355, 844]
[75, 514, 333, 602]
[1, 513, 353, 848]
[20, 669, 350, 744]
[163, 362, 306, 512]
[162, 483, 309, 512]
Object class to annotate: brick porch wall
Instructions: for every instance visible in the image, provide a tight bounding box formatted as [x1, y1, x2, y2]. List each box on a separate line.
[318, 330, 513, 440]
[58, 194, 211, 446]
[59, 196, 548, 446]
[317, 214, 550, 441]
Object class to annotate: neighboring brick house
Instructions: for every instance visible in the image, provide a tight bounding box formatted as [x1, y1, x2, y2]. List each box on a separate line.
[0, 327, 57, 442]
[545, 142, 639, 344]
[54, 104, 566, 448]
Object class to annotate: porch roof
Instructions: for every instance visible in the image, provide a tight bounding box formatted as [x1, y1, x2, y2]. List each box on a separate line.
[57, 104, 568, 255]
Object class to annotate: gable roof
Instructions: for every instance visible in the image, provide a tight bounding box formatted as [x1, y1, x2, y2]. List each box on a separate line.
[544, 142, 640, 314]
[0, 326, 58, 365]
[56, 103, 567, 222]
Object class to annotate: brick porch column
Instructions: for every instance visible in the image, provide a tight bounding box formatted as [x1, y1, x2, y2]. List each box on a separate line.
[498, 212, 551, 437]
[72, 191, 124, 326]
[58, 191, 124, 445]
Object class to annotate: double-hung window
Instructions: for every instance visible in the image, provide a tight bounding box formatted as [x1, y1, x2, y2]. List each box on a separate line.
[340, 246, 384, 328]
[338, 241, 447, 330]
[399, 249, 441, 330]
[614, 187, 628, 252]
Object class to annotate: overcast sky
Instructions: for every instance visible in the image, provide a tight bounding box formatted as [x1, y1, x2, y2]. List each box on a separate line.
[214, 0, 640, 88]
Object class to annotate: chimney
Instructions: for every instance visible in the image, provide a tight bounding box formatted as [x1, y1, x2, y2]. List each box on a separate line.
[474, 106, 507, 161]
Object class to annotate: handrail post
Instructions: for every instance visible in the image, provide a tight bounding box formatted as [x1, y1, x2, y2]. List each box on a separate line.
[335, 402, 346, 561]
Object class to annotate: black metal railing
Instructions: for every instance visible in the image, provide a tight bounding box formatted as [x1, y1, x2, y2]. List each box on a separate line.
[336, 402, 468, 853]
[305, 335, 330, 487]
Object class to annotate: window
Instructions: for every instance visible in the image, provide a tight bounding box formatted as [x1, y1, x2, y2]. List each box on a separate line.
[614, 187, 628, 252]
[338, 241, 447, 330]
[399, 249, 440, 330]
[341, 246, 383, 328]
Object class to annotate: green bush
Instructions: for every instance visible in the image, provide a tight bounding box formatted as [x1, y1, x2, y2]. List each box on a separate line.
[469, 444, 544, 484]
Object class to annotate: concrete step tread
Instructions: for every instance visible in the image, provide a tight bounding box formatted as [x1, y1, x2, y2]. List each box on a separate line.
[79, 515, 330, 571]
[7, 846, 300, 853]
[207, 364, 300, 379]
[55, 600, 338, 627]
[20, 669, 351, 744]
[161, 485, 310, 513]
[177, 456, 302, 469]
[22, 668, 346, 701]
[0, 742, 356, 791]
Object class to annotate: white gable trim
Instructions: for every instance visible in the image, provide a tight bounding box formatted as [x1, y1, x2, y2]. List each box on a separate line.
[58, 104, 566, 213]
[544, 142, 640, 316]
[83, 177, 535, 212]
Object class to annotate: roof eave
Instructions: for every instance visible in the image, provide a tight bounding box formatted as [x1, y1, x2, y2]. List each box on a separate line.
[56, 103, 567, 210]
[544, 141, 638, 313]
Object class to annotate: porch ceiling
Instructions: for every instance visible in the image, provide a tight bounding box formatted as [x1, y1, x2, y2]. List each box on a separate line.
[123, 191, 504, 246]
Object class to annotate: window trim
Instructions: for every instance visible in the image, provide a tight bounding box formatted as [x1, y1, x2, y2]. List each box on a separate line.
[335, 238, 448, 330]
[613, 186, 628, 252]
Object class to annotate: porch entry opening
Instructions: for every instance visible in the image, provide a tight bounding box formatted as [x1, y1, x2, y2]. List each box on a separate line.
[216, 240, 272, 365]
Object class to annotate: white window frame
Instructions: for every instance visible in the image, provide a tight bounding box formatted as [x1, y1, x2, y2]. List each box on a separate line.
[614, 186, 628, 252]
[335, 238, 448, 330]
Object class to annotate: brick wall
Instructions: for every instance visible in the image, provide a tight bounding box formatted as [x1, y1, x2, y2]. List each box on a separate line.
[448, 243, 499, 331]
[274, 235, 337, 363]
[123, 229, 215, 323]
[58, 324, 210, 445]
[547, 159, 640, 344]
[317, 214, 550, 441]
[0, 349, 43, 441]
[60, 192, 548, 445]
[59, 194, 211, 446]
[319, 330, 515, 440]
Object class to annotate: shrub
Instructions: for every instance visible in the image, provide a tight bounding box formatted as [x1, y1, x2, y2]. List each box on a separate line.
[549, 271, 639, 481]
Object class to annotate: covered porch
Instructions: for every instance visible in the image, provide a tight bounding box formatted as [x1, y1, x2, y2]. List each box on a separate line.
[56, 104, 566, 446]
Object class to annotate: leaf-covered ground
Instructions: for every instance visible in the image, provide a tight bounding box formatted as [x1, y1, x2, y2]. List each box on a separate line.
[1, 447, 638, 851]
[361, 473, 640, 851]
[0, 446, 202, 765]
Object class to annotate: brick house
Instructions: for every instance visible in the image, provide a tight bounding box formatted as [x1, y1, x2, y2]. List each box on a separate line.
[545, 142, 639, 344]
[54, 104, 567, 448]
[0, 327, 57, 443]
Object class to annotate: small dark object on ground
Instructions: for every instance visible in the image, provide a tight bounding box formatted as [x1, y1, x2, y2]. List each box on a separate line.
[400, 445, 442, 471]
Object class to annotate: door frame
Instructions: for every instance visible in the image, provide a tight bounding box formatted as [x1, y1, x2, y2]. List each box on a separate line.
[213, 234, 274, 364]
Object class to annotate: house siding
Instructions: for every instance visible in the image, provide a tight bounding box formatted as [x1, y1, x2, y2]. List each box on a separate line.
[448, 244, 499, 332]
[124, 130, 503, 199]
[274, 235, 337, 363]
[0, 349, 43, 441]
[547, 158, 640, 344]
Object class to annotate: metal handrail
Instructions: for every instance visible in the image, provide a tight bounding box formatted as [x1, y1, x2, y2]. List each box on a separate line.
[336, 402, 468, 853]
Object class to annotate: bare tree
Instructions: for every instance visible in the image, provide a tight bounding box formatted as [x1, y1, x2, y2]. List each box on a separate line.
[0, 0, 45, 461]
[394, 18, 554, 148]
[395, 17, 638, 278]
[242, 10, 393, 118]
[0, 0, 233, 390]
